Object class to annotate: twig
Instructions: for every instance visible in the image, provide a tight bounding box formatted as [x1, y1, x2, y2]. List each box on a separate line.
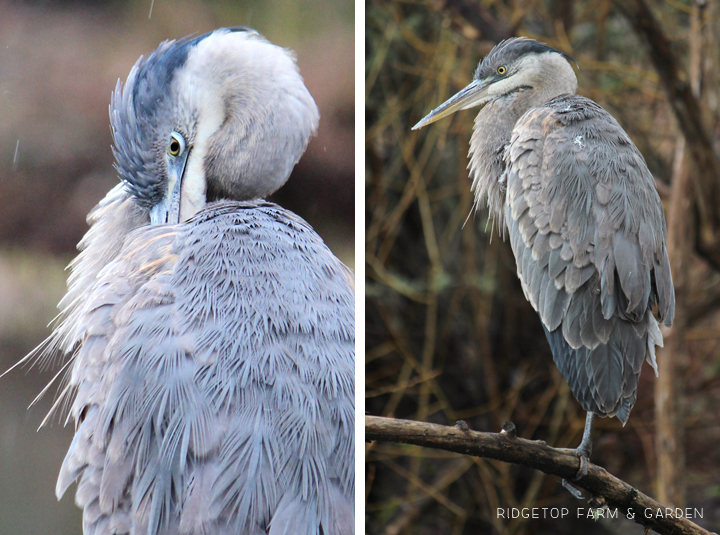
[366, 416, 714, 535]
[383, 458, 472, 535]
[440, 0, 512, 42]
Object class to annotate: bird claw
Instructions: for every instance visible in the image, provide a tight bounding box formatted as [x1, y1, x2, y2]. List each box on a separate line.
[561, 478, 584, 499]
[560, 448, 590, 499]
[574, 449, 589, 480]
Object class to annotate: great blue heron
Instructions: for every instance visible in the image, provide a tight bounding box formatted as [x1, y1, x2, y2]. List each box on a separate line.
[12, 27, 354, 534]
[413, 37, 674, 493]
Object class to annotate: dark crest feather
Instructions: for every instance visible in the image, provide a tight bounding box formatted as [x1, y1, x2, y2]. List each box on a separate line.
[110, 28, 261, 209]
[474, 37, 576, 80]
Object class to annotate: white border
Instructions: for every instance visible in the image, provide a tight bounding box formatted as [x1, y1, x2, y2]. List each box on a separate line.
[354, 0, 365, 533]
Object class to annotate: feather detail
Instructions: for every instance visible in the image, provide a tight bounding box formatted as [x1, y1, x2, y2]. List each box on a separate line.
[503, 95, 673, 422]
[42, 198, 354, 535]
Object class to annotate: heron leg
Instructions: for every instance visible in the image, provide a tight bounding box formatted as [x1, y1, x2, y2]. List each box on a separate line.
[576, 411, 595, 463]
[561, 412, 595, 499]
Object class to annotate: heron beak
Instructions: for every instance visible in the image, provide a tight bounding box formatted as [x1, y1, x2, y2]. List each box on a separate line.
[150, 152, 190, 225]
[412, 78, 492, 130]
[166, 163, 185, 225]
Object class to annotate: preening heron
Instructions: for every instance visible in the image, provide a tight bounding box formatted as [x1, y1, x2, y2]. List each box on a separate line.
[16, 28, 354, 534]
[414, 37, 674, 491]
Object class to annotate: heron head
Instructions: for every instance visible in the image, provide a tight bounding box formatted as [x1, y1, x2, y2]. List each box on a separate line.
[111, 27, 319, 225]
[412, 37, 577, 130]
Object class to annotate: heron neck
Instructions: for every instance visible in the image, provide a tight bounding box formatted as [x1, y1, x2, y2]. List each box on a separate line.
[468, 96, 527, 230]
[468, 73, 576, 232]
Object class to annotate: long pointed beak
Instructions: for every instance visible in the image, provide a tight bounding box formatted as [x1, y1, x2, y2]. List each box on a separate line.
[150, 152, 190, 225]
[412, 78, 492, 130]
[166, 163, 185, 225]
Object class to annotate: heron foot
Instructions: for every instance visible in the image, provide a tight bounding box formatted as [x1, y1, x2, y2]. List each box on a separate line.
[560, 412, 595, 499]
[560, 449, 589, 499]
[561, 478, 584, 499]
[574, 441, 591, 477]
[557, 443, 591, 474]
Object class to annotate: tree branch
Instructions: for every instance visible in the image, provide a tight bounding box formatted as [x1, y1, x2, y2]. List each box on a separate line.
[366, 415, 712, 535]
[440, 0, 512, 43]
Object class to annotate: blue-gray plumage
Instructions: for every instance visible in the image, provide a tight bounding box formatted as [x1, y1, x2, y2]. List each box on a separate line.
[20, 27, 354, 534]
[413, 37, 674, 488]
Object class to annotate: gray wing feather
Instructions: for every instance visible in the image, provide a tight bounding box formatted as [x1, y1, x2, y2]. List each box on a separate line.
[54, 183, 147, 355]
[505, 96, 674, 421]
[269, 484, 353, 535]
[51, 198, 354, 535]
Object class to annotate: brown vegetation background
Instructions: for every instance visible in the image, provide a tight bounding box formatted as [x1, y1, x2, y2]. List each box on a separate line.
[365, 0, 720, 533]
[0, 1, 353, 533]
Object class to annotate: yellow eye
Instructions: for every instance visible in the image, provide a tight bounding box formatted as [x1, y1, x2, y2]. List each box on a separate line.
[168, 132, 185, 157]
[497, 66, 507, 75]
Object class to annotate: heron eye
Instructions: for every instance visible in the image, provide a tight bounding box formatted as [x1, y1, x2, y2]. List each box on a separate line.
[497, 66, 507, 75]
[168, 132, 185, 157]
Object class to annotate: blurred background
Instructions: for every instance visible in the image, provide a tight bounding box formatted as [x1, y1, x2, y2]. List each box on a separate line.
[366, 0, 720, 533]
[0, 0, 353, 533]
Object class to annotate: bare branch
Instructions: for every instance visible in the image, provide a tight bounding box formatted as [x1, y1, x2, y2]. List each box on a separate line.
[366, 415, 713, 535]
[440, 0, 512, 43]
